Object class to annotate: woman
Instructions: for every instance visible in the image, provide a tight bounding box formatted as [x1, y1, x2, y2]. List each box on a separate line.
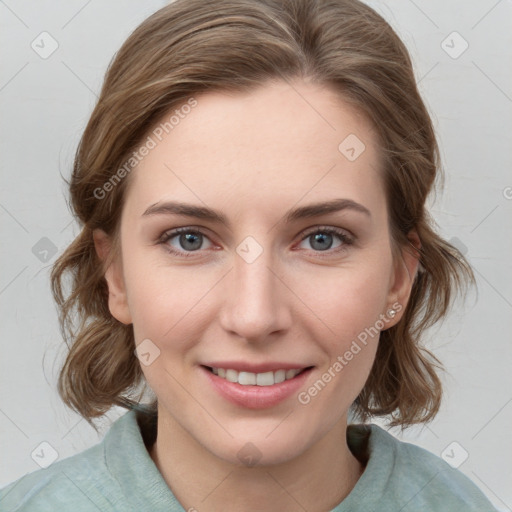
[0, 0, 498, 510]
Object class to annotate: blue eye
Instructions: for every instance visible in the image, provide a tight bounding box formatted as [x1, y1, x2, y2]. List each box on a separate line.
[298, 227, 354, 254]
[159, 227, 213, 257]
[158, 226, 354, 258]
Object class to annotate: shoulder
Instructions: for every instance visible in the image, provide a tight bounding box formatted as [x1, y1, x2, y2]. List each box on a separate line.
[0, 443, 121, 511]
[0, 414, 135, 511]
[362, 424, 498, 511]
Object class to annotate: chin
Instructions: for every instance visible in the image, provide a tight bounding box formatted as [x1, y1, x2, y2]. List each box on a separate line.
[203, 425, 317, 468]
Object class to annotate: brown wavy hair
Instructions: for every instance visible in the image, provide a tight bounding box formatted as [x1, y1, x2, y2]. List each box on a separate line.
[51, 0, 474, 430]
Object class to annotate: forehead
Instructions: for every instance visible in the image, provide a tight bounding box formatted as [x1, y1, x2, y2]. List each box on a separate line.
[124, 80, 385, 220]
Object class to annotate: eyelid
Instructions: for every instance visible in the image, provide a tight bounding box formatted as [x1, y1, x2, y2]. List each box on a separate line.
[158, 225, 213, 243]
[158, 224, 353, 241]
[299, 224, 354, 241]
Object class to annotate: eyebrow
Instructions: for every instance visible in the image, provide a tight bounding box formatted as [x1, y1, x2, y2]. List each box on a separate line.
[141, 198, 371, 227]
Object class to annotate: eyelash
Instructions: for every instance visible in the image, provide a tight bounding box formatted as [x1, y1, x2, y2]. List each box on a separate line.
[157, 226, 354, 259]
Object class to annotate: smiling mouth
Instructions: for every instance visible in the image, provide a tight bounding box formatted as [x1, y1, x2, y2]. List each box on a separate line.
[202, 365, 313, 386]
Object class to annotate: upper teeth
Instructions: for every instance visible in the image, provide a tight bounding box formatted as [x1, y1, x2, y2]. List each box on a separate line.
[211, 367, 303, 386]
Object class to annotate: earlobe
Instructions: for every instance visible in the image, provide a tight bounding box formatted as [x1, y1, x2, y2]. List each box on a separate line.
[92, 229, 132, 325]
[385, 230, 421, 327]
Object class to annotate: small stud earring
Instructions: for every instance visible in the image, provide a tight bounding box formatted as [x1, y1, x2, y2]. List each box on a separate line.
[387, 308, 397, 318]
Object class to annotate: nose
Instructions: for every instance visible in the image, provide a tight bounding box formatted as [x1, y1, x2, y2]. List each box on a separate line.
[218, 241, 292, 344]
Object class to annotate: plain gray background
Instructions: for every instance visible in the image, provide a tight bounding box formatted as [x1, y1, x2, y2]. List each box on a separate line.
[1, 0, 511, 510]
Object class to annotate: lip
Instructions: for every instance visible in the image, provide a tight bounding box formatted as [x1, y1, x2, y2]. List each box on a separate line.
[200, 364, 314, 409]
[201, 361, 310, 373]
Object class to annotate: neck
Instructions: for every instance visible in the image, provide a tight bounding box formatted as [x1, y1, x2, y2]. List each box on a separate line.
[149, 407, 364, 512]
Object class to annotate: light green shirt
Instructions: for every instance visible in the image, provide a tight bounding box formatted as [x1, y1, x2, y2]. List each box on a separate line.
[0, 409, 497, 511]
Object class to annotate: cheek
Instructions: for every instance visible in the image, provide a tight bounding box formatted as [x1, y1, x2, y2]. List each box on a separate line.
[295, 259, 393, 340]
[123, 252, 216, 354]
[295, 269, 388, 415]
[125, 265, 202, 399]
[127, 277, 192, 342]
[292, 254, 392, 403]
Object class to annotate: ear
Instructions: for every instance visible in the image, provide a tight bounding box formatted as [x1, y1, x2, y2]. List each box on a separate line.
[93, 229, 132, 325]
[384, 230, 421, 327]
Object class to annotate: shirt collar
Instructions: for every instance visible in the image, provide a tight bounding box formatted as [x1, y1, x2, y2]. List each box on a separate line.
[104, 409, 184, 511]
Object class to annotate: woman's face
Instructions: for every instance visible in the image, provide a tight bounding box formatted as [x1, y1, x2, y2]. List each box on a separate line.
[97, 79, 415, 465]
